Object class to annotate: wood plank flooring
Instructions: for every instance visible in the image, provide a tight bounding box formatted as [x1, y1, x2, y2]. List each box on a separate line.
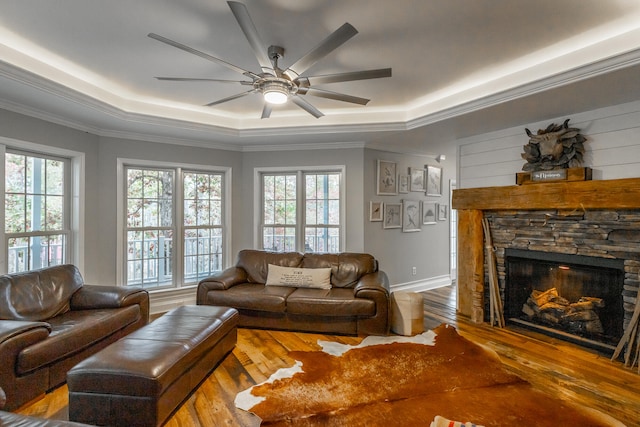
[18, 284, 640, 426]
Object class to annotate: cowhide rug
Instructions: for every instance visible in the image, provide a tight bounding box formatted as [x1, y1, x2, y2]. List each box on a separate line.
[235, 324, 625, 427]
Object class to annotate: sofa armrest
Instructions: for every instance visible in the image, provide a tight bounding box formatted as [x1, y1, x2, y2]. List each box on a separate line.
[70, 285, 149, 311]
[354, 271, 390, 297]
[196, 267, 248, 303]
[0, 320, 51, 348]
[354, 271, 390, 336]
[0, 321, 51, 373]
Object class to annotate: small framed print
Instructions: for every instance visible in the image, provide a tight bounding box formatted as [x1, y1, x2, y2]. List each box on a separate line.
[398, 175, 409, 193]
[409, 167, 426, 192]
[422, 201, 437, 225]
[377, 159, 397, 195]
[402, 200, 421, 232]
[370, 201, 383, 221]
[383, 203, 402, 229]
[426, 165, 442, 196]
[437, 203, 448, 221]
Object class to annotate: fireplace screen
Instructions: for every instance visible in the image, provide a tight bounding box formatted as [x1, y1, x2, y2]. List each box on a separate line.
[505, 249, 624, 349]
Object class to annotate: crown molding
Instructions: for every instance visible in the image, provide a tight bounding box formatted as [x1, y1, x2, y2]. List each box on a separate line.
[0, 97, 103, 135]
[406, 46, 640, 130]
[2, 44, 640, 150]
[241, 140, 366, 152]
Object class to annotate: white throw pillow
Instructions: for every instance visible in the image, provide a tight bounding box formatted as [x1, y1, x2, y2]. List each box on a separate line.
[265, 264, 332, 289]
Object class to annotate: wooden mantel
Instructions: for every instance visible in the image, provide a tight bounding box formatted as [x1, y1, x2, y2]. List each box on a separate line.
[451, 177, 640, 323]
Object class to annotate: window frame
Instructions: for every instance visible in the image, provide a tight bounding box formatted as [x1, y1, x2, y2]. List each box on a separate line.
[0, 138, 84, 274]
[254, 165, 345, 253]
[117, 158, 231, 289]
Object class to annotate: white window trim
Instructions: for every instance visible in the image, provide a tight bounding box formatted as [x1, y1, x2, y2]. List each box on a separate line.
[116, 158, 232, 287]
[253, 165, 346, 251]
[0, 137, 85, 274]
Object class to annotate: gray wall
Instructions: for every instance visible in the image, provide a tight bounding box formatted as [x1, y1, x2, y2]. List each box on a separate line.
[94, 136, 243, 284]
[5, 96, 638, 293]
[240, 148, 366, 253]
[364, 139, 457, 288]
[0, 109, 102, 282]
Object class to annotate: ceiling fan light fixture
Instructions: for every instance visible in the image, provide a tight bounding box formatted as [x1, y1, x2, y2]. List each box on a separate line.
[262, 81, 289, 104]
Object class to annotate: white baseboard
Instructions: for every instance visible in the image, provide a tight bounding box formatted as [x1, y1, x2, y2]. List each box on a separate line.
[149, 286, 198, 315]
[390, 275, 452, 293]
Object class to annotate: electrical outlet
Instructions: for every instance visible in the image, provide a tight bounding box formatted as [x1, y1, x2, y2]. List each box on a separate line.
[412, 267, 417, 275]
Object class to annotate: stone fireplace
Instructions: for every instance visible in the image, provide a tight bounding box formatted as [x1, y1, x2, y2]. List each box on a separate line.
[452, 177, 640, 351]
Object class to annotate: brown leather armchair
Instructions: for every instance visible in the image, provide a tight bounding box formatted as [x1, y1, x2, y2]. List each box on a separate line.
[0, 265, 149, 411]
[197, 250, 390, 336]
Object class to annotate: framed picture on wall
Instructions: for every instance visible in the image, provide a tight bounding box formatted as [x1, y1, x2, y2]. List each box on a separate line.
[426, 165, 442, 196]
[402, 200, 421, 232]
[383, 203, 402, 229]
[422, 201, 437, 225]
[437, 203, 448, 221]
[369, 201, 383, 221]
[409, 167, 426, 192]
[398, 175, 409, 193]
[377, 159, 397, 195]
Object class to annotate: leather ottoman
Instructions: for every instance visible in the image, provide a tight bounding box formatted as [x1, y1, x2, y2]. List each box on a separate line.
[67, 305, 238, 427]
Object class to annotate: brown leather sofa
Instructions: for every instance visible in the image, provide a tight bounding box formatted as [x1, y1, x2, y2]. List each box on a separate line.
[197, 250, 390, 336]
[0, 264, 149, 411]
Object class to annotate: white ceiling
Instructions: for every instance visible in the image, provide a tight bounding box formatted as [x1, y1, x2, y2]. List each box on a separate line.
[1, 0, 640, 152]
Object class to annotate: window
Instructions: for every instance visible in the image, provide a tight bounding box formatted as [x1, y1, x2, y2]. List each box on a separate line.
[183, 171, 224, 282]
[4, 150, 70, 273]
[260, 169, 343, 253]
[125, 167, 174, 288]
[123, 164, 227, 289]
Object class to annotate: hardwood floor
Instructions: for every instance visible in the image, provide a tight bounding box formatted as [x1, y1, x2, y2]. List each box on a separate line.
[18, 285, 640, 426]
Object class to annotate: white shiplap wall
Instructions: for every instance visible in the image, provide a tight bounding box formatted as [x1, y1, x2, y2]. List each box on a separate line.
[457, 100, 640, 189]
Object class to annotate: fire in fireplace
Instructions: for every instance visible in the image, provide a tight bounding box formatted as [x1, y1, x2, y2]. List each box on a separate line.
[504, 249, 625, 352]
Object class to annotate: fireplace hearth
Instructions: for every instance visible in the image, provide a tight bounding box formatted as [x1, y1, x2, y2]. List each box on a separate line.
[505, 249, 624, 351]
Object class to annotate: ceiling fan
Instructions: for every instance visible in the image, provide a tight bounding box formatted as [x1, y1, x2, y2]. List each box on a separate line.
[148, 1, 392, 119]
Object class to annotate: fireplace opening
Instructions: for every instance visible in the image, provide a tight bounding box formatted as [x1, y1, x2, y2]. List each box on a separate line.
[504, 249, 624, 352]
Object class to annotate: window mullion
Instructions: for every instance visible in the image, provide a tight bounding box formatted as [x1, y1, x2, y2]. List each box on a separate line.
[174, 168, 183, 287]
[297, 171, 304, 252]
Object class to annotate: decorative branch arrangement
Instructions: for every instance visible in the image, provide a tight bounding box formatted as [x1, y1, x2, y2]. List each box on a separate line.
[612, 289, 640, 373]
[482, 218, 504, 328]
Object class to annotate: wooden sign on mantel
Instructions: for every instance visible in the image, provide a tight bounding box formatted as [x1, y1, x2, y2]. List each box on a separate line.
[516, 167, 592, 185]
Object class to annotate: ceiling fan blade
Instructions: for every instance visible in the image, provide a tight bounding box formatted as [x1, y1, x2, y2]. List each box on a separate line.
[283, 23, 358, 80]
[291, 95, 324, 118]
[300, 88, 370, 105]
[227, 1, 276, 76]
[261, 103, 273, 119]
[204, 89, 256, 107]
[155, 77, 253, 85]
[298, 68, 392, 86]
[148, 32, 260, 80]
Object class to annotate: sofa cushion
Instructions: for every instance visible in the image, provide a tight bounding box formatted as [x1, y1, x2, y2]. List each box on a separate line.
[286, 288, 376, 317]
[0, 265, 84, 321]
[206, 283, 295, 313]
[265, 264, 332, 289]
[301, 253, 378, 288]
[237, 250, 304, 284]
[16, 305, 141, 375]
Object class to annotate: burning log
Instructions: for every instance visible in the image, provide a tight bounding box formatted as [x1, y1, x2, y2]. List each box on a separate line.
[522, 288, 604, 335]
